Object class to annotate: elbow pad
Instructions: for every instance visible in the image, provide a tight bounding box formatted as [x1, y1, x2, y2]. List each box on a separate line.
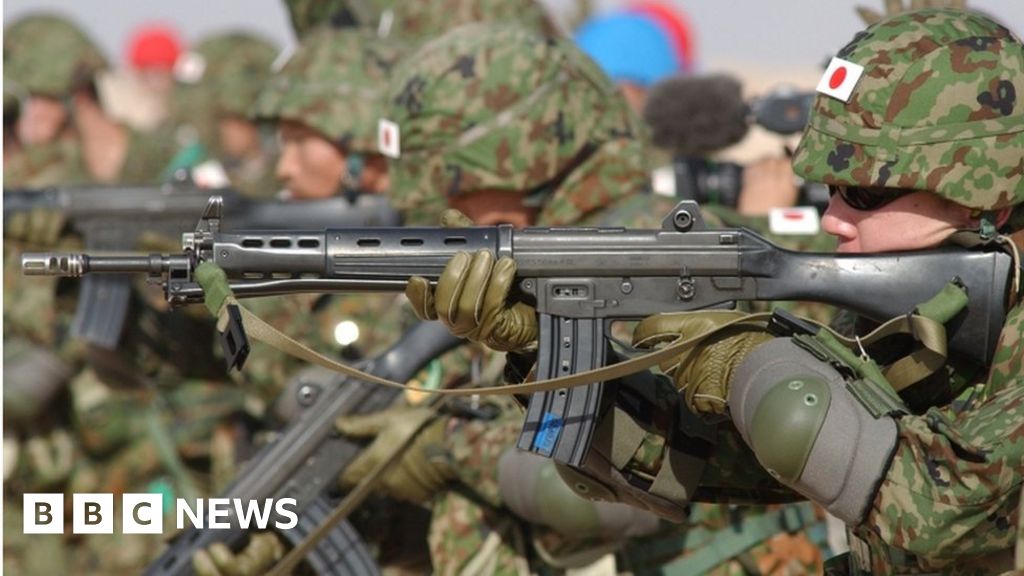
[497, 449, 661, 540]
[728, 338, 898, 524]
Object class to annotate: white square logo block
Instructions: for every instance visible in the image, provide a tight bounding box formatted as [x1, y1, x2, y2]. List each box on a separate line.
[123, 493, 164, 534]
[73, 493, 114, 534]
[23, 493, 63, 534]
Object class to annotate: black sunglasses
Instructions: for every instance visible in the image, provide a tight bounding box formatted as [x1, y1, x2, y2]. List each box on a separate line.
[829, 185, 912, 211]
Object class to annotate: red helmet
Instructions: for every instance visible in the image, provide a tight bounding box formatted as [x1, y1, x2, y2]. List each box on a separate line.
[127, 24, 182, 71]
[628, 2, 696, 72]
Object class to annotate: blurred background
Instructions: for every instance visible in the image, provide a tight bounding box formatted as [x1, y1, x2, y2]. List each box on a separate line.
[6, 0, 1022, 75]
[6, 0, 1021, 164]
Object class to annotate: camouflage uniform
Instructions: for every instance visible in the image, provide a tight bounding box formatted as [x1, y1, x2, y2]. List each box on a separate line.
[384, 23, 827, 575]
[784, 10, 1024, 574]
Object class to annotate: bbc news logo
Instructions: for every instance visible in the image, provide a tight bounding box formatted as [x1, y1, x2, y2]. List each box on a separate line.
[24, 494, 298, 534]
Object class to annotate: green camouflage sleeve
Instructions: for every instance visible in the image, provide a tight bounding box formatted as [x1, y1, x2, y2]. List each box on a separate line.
[851, 302, 1024, 572]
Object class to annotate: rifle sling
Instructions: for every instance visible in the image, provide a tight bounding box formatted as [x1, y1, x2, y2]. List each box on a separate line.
[197, 261, 957, 399]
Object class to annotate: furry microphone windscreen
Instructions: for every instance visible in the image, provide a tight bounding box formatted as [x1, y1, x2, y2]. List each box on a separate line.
[643, 73, 749, 156]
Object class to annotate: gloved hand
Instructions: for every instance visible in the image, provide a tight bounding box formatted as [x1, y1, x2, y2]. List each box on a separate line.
[856, 0, 965, 25]
[192, 532, 284, 576]
[633, 311, 774, 415]
[405, 209, 537, 353]
[337, 405, 454, 504]
[6, 207, 66, 245]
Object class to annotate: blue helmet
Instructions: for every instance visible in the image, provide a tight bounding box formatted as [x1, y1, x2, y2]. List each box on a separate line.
[575, 11, 682, 88]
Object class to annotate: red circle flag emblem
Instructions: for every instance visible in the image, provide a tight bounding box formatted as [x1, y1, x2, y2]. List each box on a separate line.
[828, 67, 847, 90]
[378, 119, 401, 158]
[816, 57, 865, 103]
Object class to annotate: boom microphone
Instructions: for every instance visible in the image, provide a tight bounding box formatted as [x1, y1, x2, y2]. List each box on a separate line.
[643, 73, 749, 156]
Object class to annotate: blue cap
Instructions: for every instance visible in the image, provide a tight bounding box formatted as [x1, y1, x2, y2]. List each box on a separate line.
[574, 12, 681, 88]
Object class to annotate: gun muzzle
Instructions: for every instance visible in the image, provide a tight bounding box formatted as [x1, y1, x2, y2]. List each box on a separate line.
[22, 253, 184, 277]
[22, 253, 87, 276]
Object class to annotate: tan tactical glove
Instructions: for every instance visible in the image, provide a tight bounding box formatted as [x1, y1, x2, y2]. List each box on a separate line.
[6, 207, 66, 246]
[337, 405, 454, 504]
[405, 209, 538, 353]
[856, 0, 966, 25]
[192, 532, 284, 576]
[633, 311, 774, 415]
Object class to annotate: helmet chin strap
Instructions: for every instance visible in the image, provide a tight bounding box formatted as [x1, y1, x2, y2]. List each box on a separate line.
[339, 153, 366, 202]
[975, 210, 999, 241]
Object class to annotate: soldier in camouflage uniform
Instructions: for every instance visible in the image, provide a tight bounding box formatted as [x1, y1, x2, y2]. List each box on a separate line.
[336, 23, 829, 575]
[3, 13, 181, 186]
[228, 27, 414, 412]
[777, 12, 1022, 572]
[171, 32, 281, 198]
[4, 14, 108, 187]
[3, 16, 110, 505]
[414, 9, 1024, 575]
[192, 28, 427, 575]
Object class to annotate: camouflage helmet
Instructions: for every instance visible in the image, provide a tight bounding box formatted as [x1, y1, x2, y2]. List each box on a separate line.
[252, 28, 406, 153]
[188, 32, 279, 117]
[283, 0, 557, 40]
[792, 9, 1024, 210]
[3, 14, 108, 99]
[388, 0, 558, 40]
[382, 23, 644, 216]
[284, 0, 389, 37]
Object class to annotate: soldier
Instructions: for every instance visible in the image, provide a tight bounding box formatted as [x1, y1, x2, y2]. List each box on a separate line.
[252, 27, 402, 202]
[191, 28, 424, 576]
[3, 16, 106, 493]
[170, 32, 281, 197]
[224, 27, 413, 412]
[4, 13, 111, 186]
[341, 23, 828, 575]
[413, 9, 1024, 575]
[3, 13, 179, 186]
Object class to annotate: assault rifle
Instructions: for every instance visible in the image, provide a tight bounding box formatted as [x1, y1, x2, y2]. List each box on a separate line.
[5, 185, 400, 349]
[25, 197, 1014, 518]
[145, 321, 462, 576]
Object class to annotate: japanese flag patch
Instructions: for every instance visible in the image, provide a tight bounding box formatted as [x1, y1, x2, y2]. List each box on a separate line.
[816, 57, 864, 103]
[378, 119, 401, 158]
[191, 160, 230, 189]
[174, 52, 207, 84]
[769, 206, 820, 236]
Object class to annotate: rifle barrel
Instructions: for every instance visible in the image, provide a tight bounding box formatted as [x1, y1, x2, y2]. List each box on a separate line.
[22, 252, 187, 277]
